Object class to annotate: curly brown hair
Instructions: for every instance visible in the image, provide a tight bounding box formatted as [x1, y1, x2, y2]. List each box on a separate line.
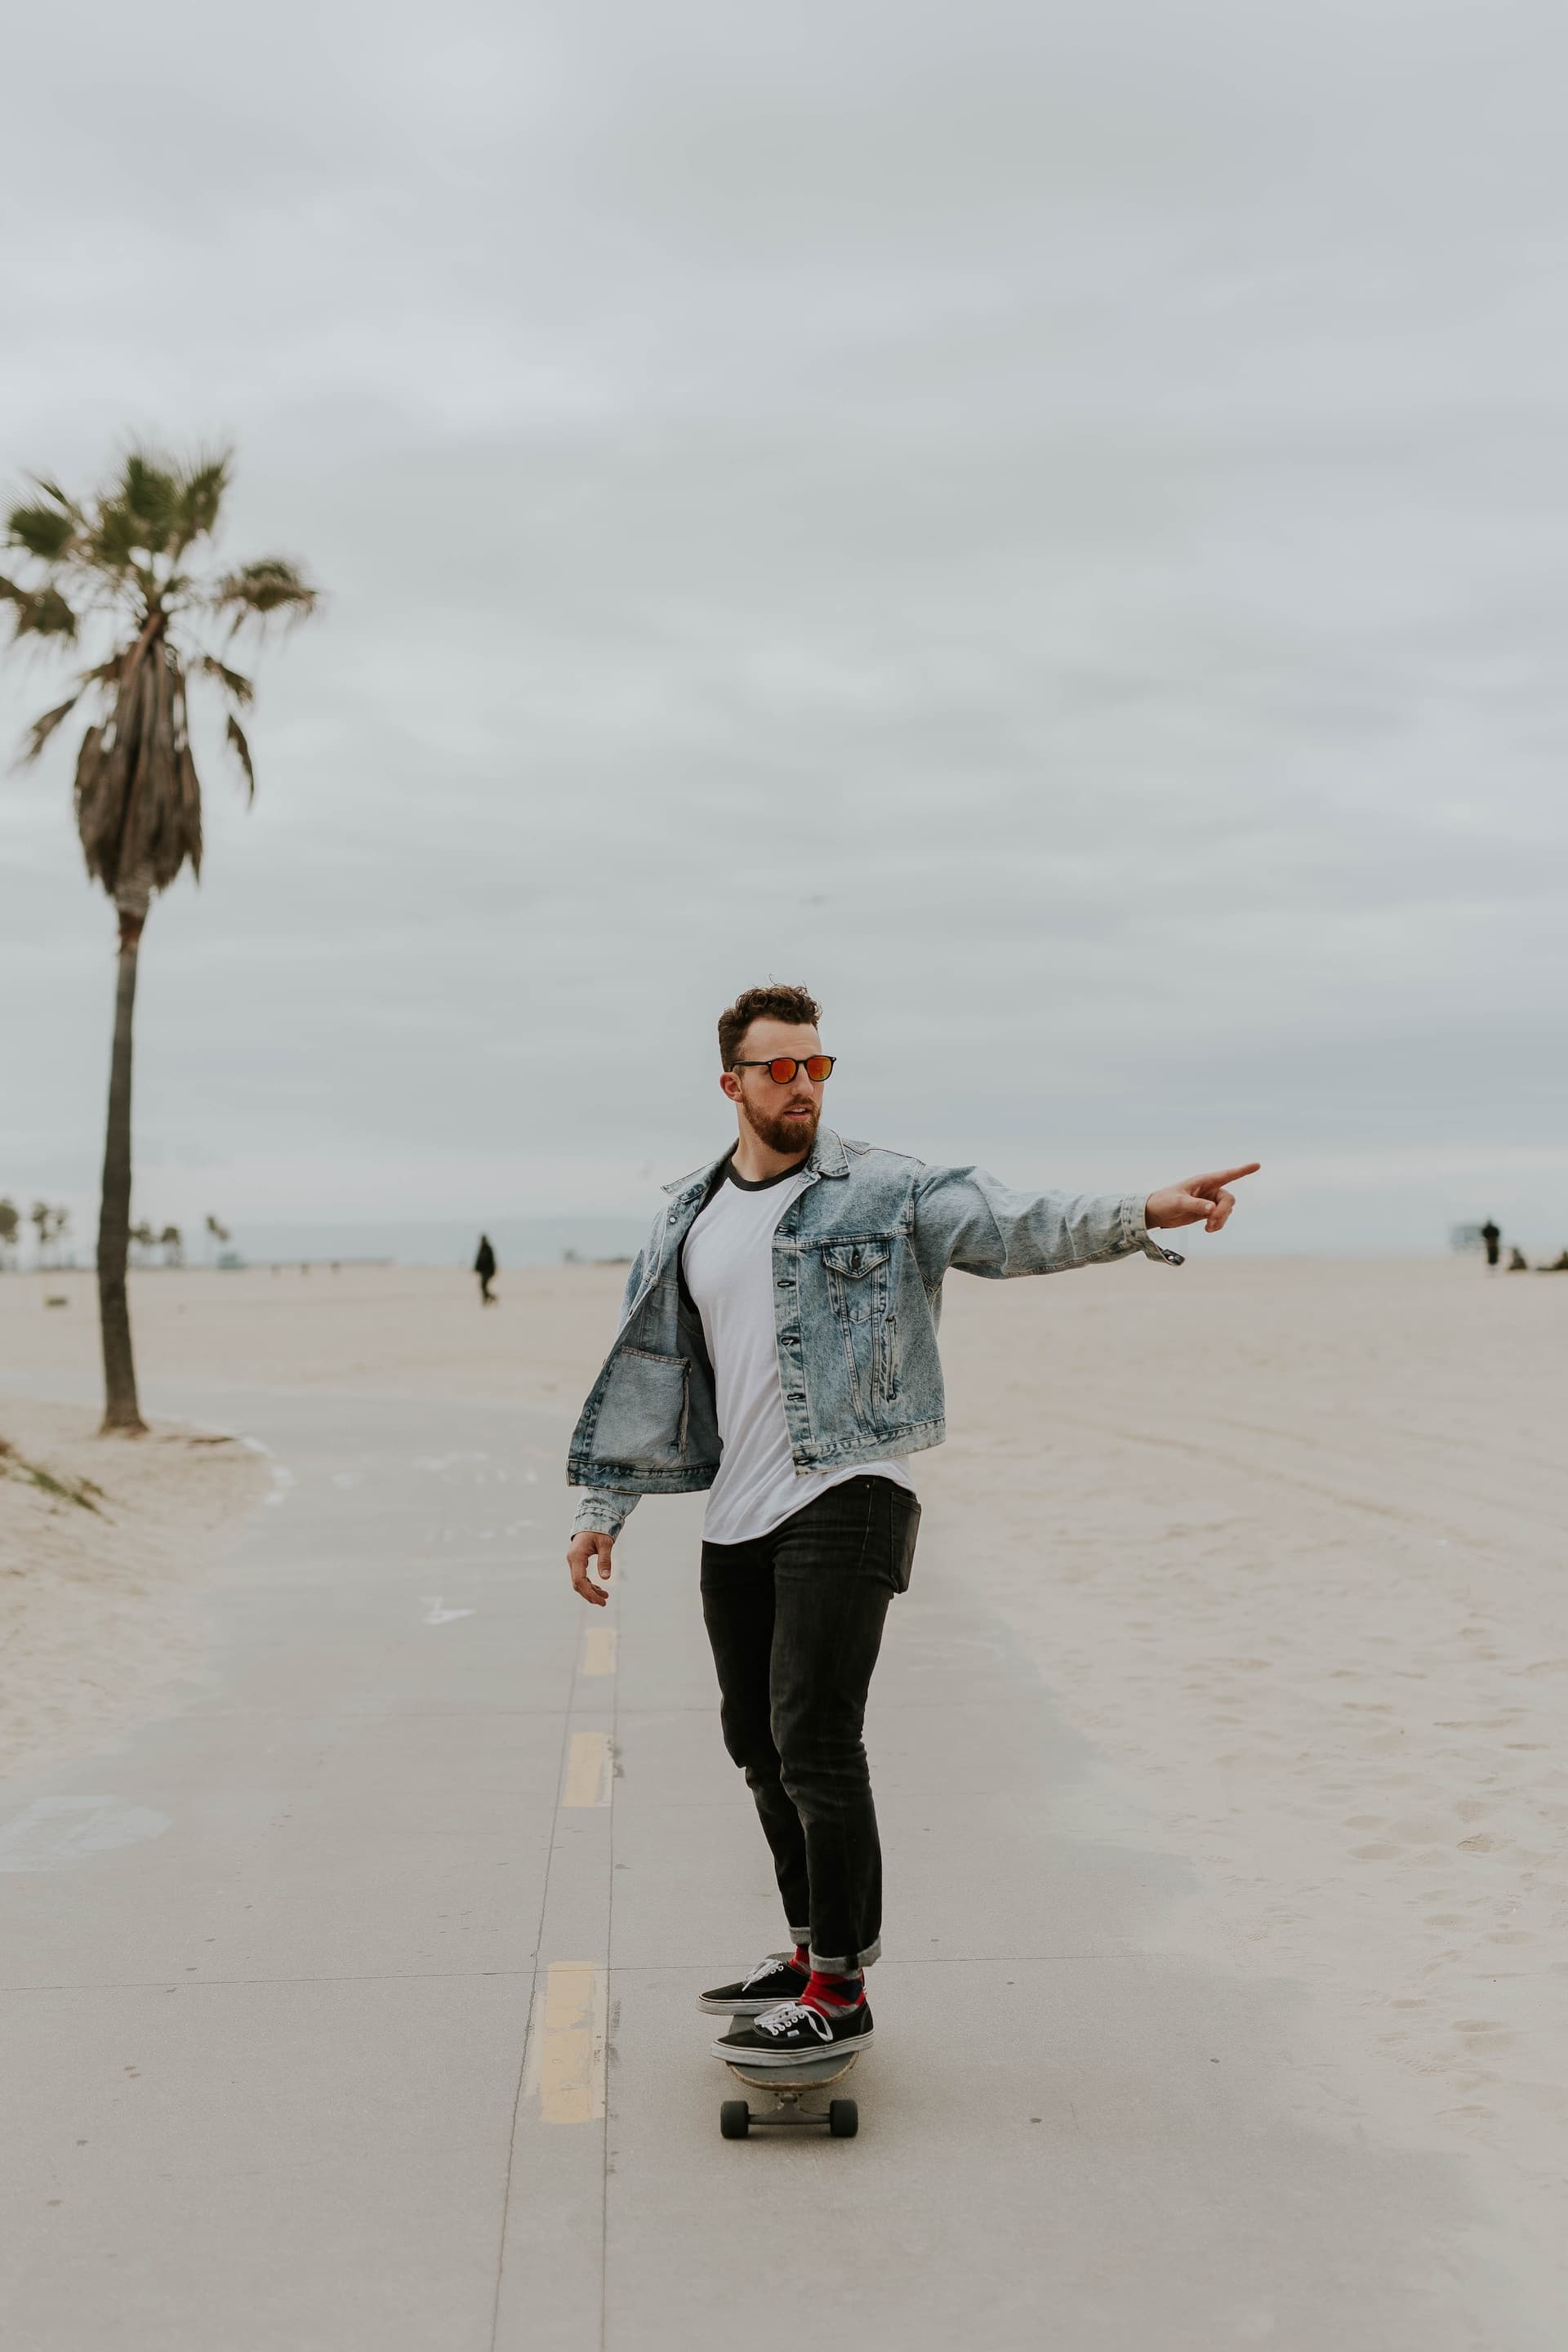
[717, 982, 823, 1068]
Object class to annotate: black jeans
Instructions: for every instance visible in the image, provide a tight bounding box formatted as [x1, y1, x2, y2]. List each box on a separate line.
[700, 1474, 920, 1973]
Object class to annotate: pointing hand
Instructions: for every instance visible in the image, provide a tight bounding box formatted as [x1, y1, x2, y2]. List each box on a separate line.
[1145, 1163, 1261, 1235]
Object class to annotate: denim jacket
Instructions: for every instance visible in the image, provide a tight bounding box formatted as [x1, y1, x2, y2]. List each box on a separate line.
[567, 1128, 1182, 1536]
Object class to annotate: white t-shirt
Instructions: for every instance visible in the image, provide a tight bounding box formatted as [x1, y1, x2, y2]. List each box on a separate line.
[681, 1160, 915, 1545]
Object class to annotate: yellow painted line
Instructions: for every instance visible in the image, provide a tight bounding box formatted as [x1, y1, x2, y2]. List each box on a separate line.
[579, 1624, 617, 1677]
[528, 1962, 608, 2123]
[562, 1728, 612, 1808]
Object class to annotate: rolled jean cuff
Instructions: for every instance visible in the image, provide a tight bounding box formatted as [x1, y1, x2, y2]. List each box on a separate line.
[787, 1924, 812, 1948]
[808, 1936, 880, 1972]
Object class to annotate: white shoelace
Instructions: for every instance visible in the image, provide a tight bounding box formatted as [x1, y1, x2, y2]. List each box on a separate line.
[755, 2001, 833, 2042]
[742, 1954, 795, 1991]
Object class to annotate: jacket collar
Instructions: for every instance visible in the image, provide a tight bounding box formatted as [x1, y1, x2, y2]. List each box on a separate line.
[662, 1125, 849, 1200]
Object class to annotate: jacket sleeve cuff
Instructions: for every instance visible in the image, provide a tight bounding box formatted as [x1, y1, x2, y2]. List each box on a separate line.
[1123, 1193, 1185, 1266]
[572, 1490, 633, 1538]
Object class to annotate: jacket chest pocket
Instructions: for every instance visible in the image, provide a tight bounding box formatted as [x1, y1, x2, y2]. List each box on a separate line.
[821, 1240, 890, 1318]
[819, 1241, 898, 1415]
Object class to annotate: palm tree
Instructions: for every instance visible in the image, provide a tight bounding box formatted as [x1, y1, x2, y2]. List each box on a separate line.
[2, 447, 318, 1432]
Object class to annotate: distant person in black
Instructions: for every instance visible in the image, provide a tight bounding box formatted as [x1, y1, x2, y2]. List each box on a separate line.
[1479, 1218, 1501, 1269]
[1508, 1245, 1529, 1272]
[474, 1234, 497, 1305]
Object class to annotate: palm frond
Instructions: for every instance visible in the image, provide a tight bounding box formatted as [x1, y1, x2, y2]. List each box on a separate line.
[71, 627, 201, 898]
[174, 451, 232, 550]
[88, 499, 145, 573]
[176, 702, 203, 877]
[19, 690, 86, 766]
[208, 557, 319, 634]
[130, 648, 195, 894]
[197, 653, 254, 706]
[225, 712, 256, 802]
[29, 477, 78, 513]
[72, 721, 110, 881]
[1, 578, 78, 640]
[121, 453, 182, 552]
[6, 501, 76, 562]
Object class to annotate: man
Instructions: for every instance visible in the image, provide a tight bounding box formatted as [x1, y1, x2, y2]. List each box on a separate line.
[565, 983, 1257, 2068]
[474, 1232, 497, 1305]
[1479, 1218, 1501, 1271]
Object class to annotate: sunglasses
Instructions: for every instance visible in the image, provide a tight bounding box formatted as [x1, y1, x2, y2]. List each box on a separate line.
[731, 1055, 836, 1084]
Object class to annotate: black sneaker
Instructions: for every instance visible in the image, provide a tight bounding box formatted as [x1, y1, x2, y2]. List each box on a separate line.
[712, 1998, 874, 2066]
[697, 1953, 810, 2016]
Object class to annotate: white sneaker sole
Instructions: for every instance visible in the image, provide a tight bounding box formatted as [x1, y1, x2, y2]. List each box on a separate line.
[696, 1993, 803, 2016]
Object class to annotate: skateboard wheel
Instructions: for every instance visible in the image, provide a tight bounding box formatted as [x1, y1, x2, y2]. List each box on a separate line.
[719, 2100, 751, 2140]
[828, 2099, 858, 2139]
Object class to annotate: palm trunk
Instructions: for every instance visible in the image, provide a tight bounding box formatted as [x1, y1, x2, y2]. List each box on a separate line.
[97, 896, 148, 1435]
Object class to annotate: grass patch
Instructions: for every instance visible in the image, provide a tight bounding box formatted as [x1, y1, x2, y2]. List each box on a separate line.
[0, 1438, 106, 1515]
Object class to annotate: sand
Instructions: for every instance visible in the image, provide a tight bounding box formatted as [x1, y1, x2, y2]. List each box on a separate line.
[2, 1253, 1563, 2270]
[2, 1260, 605, 1412]
[0, 1396, 267, 1780]
[929, 1257, 1568, 2280]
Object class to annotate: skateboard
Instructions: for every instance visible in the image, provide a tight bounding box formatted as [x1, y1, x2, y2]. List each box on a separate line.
[717, 2029, 861, 2139]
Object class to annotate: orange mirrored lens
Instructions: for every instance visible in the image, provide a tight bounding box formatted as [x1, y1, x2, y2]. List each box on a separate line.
[767, 1058, 800, 1082]
[804, 1055, 834, 1081]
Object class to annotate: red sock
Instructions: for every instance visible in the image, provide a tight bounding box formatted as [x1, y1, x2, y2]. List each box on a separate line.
[791, 1944, 811, 1972]
[802, 1967, 864, 2014]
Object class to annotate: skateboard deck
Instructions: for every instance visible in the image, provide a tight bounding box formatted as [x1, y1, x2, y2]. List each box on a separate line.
[722, 2047, 859, 2094]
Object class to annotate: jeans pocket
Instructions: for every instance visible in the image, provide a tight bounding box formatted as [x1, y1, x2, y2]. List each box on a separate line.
[888, 1491, 921, 1593]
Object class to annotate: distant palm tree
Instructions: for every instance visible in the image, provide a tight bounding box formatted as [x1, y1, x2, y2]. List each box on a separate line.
[2, 448, 318, 1432]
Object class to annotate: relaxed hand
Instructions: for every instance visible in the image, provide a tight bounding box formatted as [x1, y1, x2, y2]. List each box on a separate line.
[567, 1530, 615, 1606]
[1145, 1162, 1260, 1234]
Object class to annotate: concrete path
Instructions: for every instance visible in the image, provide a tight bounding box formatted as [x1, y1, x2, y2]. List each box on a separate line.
[0, 1383, 1542, 2350]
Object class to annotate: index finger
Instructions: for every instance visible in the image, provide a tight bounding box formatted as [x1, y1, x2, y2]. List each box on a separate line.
[1194, 1163, 1261, 1189]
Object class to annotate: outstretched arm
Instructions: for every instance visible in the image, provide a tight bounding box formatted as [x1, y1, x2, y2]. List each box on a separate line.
[911, 1159, 1259, 1281]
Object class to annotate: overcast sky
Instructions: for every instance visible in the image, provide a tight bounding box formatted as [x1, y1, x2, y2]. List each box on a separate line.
[2, 0, 1565, 1254]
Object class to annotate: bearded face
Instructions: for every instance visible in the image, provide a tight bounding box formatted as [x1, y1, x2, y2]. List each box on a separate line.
[737, 1086, 821, 1159]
